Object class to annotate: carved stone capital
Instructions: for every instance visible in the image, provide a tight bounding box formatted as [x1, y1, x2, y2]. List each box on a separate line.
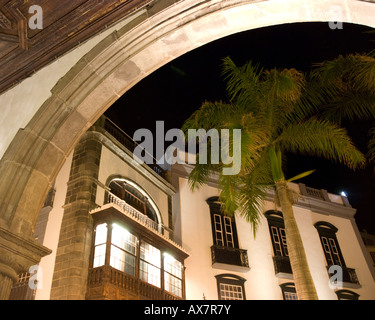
[0, 224, 52, 275]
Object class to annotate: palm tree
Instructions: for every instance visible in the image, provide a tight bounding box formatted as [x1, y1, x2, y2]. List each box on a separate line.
[181, 57, 366, 300]
[309, 52, 375, 170]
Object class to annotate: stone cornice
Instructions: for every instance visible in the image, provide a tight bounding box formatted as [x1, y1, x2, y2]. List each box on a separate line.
[0, 224, 52, 274]
[172, 163, 357, 220]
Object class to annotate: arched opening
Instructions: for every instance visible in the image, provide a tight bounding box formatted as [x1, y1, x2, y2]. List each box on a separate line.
[107, 178, 162, 225]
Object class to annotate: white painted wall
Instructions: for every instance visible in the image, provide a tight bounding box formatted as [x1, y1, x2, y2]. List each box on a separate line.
[32, 137, 375, 300]
[34, 152, 73, 300]
[173, 164, 375, 300]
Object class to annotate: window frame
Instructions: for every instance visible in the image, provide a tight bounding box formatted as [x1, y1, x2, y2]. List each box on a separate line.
[90, 219, 186, 298]
[335, 289, 359, 300]
[265, 211, 288, 257]
[110, 223, 138, 277]
[206, 197, 239, 249]
[280, 282, 298, 300]
[139, 240, 162, 288]
[314, 222, 346, 268]
[164, 253, 184, 298]
[107, 178, 161, 224]
[215, 274, 246, 300]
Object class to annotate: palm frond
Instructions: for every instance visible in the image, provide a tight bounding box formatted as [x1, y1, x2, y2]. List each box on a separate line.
[218, 173, 240, 215]
[235, 151, 274, 235]
[310, 56, 375, 123]
[187, 160, 219, 191]
[221, 57, 262, 110]
[318, 90, 375, 123]
[351, 54, 375, 94]
[275, 118, 366, 170]
[262, 68, 305, 103]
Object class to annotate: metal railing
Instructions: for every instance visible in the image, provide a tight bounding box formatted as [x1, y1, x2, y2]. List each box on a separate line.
[273, 255, 293, 275]
[327, 265, 360, 285]
[9, 273, 36, 300]
[211, 245, 249, 268]
[100, 116, 168, 180]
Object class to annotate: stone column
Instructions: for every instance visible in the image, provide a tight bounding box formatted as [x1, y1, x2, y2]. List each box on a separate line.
[50, 132, 102, 300]
[0, 127, 60, 299]
[0, 263, 18, 300]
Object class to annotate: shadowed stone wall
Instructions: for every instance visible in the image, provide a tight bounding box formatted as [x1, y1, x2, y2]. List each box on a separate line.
[50, 132, 102, 300]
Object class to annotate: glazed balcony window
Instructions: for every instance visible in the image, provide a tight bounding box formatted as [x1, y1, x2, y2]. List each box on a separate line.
[87, 178, 188, 300]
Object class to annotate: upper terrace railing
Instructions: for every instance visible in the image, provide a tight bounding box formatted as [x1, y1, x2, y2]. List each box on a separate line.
[97, 116, 168, 180]
[304, 186, 325, 201]
[107, 192, 161, 233]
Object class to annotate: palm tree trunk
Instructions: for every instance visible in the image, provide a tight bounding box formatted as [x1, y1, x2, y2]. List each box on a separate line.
[275, 180, 319, 300]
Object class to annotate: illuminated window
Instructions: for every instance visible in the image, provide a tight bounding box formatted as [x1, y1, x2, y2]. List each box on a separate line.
[90, 212, 186, 299]
[93, 223, 107, 267]
[140, 241, 161, 287]
[110, 224, 137, 276]
[215, 274, 246, 300]
[164, 253, 183, 297]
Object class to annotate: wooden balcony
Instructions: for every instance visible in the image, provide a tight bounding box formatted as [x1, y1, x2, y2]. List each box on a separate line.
[273, 256, 293, 278]
[87, 265, 182, 300]
[327, 265, 361, 288]
[211, 245, 249, 271]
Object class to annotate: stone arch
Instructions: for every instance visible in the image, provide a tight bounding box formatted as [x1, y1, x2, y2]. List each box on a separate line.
[0, 0, 374, 299]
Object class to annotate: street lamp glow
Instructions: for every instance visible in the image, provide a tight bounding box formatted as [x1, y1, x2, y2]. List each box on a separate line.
[341, 191, 347, 197]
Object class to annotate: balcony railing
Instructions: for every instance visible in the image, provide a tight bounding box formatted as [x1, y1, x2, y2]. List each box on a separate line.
[107, 192, 162, 233]
[211, 245, 249, 269]
[9, 273, 36, 300]
[87, 266, 182, 300]
[305, 186, 325, 200]
[327, 265, 360, 286]
[99, 116, 168, 180]
[273, 256, 293, 276]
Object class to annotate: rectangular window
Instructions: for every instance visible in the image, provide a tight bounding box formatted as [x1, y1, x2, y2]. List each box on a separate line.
[321, 236, 342, 266]
[284, 291, 298, 300]
[93, 223, 107, 267]
[110, 224, 137, 276]
[224, 216, 234, 248]
[280, 228, 288, 256]
[164, 253, 183, 297]
[140, 241, 161, 287]
[219, 283, 244, 300]
[213, 214, 224, 246]
[208, 199, 239, 250]
[271, 226, 288, 257]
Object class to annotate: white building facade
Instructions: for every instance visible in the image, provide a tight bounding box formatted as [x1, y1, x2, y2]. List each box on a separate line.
[172, 162, 375, 300]
[10, 117, 375, 300]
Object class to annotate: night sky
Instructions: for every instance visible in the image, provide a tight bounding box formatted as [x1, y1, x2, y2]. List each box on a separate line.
[105, 22, 375, 233]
